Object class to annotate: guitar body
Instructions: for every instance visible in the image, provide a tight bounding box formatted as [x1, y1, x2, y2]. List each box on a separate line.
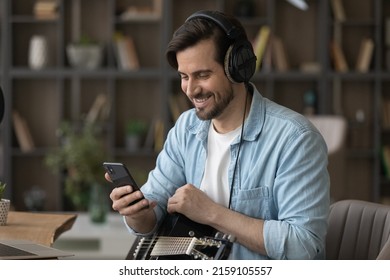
[127, 214, 233, 260]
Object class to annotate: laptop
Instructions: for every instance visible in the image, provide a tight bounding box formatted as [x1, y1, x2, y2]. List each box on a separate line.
[0, 239, 74, 260]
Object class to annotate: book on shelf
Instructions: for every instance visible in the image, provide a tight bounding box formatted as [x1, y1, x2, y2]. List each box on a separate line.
[86, 93, 111, 124]
[261, 35, 273, 73]
[381, 146, 390, 179]
[12, 110, 35, 152]
[330, 0, 346, 22]
[385, 17, 390, 47]
[143, 119, 156, 150]
[119, 0, 162, 21]
[330, 40, 349, 72]
[113, 32, 140, 70]
[169, 96, 181, 122]
[153, 0, 163, 16]
[153, 119, 165, 153]
[252, 25, 271, 72]
[300, 62, 321, 73]
[271, 36, 289, 72]
[382, 98, 390, 130]
[125, 37, 140, 69]
[142, 117, 166, 152]
[33, 0, 59, 20]
[355, 37, 374, 73]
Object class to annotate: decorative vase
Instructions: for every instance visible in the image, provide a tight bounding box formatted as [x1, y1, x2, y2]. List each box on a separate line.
[0, 199, 10, 226]
[88, 183, 109, 224]
[28, 35, 49, 70]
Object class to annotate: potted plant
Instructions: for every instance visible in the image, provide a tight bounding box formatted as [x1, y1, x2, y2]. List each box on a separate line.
[125, 119, 147, 151]
[66, 35, 103, 70]
[45, 121, 108, 219]
[0, 182, 10, 226]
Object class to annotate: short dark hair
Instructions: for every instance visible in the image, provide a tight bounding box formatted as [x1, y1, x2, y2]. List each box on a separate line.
[166, 11, 248, 70]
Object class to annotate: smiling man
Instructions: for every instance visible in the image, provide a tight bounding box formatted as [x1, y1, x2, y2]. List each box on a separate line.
[107, 10, 330, 260]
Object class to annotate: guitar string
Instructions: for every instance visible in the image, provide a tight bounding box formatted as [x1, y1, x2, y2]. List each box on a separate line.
[137, 236, 220, 255]
[139, 237, 194, 255]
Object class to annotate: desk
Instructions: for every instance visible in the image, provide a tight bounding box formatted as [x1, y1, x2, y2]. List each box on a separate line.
[53, 212, 136, 259]
[0, 211, 77, 247]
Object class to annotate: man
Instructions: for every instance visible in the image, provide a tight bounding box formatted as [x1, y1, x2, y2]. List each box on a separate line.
[107, 10, 330, 259]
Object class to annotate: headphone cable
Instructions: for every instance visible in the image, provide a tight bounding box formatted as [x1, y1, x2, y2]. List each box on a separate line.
[228, 82, 250, 209]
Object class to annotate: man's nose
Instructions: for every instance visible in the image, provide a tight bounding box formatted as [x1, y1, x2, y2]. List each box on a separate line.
[186, 79, 200, 96]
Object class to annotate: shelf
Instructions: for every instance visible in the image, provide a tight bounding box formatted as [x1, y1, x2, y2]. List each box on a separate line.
[0, 0, 388, 211]
[11, 16, 60, 23]
[328, 72, 378, 80]
[265, 71, 322, 81]
[115, 15, 162, 23]
[9, 67, 162, 78]
[330, 19, 377, 27]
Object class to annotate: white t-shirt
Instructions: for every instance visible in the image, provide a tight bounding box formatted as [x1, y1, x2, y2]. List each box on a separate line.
[200, 124, 242, 207]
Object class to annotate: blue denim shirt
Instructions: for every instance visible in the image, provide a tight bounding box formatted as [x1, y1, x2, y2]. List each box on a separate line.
[127, 84, 330, 260]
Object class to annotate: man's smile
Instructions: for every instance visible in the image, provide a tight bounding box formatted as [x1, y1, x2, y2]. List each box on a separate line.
[192, 94, 213, 109]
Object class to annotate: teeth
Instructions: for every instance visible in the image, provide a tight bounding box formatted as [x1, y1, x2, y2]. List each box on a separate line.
[194, 96, 210, 103]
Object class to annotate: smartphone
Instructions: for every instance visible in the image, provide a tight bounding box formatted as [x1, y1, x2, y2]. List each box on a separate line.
[103, 162, 144, 206]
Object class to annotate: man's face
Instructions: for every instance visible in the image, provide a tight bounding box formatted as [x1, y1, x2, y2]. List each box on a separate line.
[177, 39, 235, 121]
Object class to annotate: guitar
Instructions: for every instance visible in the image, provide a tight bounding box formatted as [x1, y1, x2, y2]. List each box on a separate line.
[128, 214, 234, 260]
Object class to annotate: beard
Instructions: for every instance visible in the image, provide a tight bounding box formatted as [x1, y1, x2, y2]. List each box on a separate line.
[194, 89, 235, 120]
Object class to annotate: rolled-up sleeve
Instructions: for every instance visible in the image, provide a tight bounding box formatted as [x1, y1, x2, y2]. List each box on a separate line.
[263, 129, 330, 259]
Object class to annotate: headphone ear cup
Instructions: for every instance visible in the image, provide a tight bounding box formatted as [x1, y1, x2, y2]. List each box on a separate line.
[225, 40, 256, 83]
[224, 45, 236, 83]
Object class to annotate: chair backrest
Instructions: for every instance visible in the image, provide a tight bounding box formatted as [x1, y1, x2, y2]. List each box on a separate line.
[326, 199, 390, 260]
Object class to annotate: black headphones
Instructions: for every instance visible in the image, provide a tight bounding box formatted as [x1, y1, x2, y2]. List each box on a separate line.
[185, 10, 256, 84]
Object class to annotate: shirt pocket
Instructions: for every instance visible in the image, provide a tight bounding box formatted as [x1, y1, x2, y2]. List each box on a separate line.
[233, 186, 271, 220]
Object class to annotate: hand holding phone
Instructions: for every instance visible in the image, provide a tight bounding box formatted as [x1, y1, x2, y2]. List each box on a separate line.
[103, 162, 145, 206]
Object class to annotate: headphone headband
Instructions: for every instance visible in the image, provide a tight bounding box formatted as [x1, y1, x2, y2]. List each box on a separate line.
[185, 10, 256, 83]
[185, 10, 242, 40]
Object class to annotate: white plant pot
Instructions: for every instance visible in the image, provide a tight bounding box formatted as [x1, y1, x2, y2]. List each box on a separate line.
[0, 199, 10, 226]
[67, 44, 103, 69]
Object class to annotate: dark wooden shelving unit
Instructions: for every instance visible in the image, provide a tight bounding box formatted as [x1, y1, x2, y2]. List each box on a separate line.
[0, 0, 389, 210]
